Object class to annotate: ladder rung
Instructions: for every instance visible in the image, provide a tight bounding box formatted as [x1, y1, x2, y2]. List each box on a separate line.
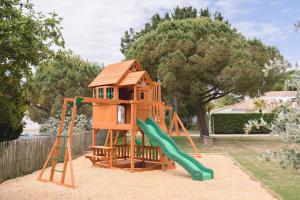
[53, 158, 65, 162]
[55, 146, 66, 149]
[53, 169, 63, 173]
[57, 135, 68, 137]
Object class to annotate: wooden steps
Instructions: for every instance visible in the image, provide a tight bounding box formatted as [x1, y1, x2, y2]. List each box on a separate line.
[85, 146, 117, 168]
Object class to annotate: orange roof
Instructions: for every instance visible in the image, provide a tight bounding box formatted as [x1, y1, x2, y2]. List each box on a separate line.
[263, 91, 296, 97]
[232, 100, 256, 111]
[88, 59, 138, 87]
[119, 71, 152, 86]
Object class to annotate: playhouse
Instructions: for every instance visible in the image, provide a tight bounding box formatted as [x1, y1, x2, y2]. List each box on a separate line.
[37, 59, 213, 188]
[86, 60, 172, 170]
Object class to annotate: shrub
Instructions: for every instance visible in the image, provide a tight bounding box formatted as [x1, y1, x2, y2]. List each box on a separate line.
[40, 114, 91, 135]
[211, 113, 275, 134]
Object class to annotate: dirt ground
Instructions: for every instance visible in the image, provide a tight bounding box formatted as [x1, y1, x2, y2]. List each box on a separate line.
[0, 154, 278, 200]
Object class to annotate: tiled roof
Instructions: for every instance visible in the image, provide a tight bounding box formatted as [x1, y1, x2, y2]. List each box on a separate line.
[232, 100, 256, 111]
[263, 91, 297, 97]
[212, 91, 297, 113]
[119, 71, 146, 86]
[210, 105, 234, 113]
[88, 59, 137, 87]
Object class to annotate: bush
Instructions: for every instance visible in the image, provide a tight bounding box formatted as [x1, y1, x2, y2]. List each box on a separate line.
[0, 89, 26, 142]
[211, 113, 275, 134]
[40, 114, 91, 135]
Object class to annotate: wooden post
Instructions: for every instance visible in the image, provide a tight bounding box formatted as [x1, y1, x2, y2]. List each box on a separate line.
[61, 100, 77, 184]
[92, 129, 97, 146]
[114, 131, 120, 145]
[158, 84, 161, 101]
[130, 130, 136, 172]
[104, 130, 110, 146]
[67, 140, 75, 187]
[176, 113, 201, 158]
[109, 129, 113, 167]
[110, 130, 113, 147]
[169, 114, 175, 136]
[134, 85, 137, 100]
[46, 99, 67, 181]
[160, 103, 165, 125]
[114, 86, 119, 99]
[141, 131, 145, 162]
[103, 86, 107, 99]
[123, 131, 127, 145]
[130, 101, 137, 129]
[175, 113, 179, 136]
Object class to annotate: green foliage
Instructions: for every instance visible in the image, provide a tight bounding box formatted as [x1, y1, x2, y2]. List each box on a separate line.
[0, 0, 64, 141]
[253, 99, 266, 112]
[172, 6, 197, 19]
[40, 114, 91, 135]
[0, 90, 26, 141]
[273, 70, 300, 91]
[245, 74, 300, 169]
[120, 6, 225, 55]
[212, 113, 275, 134]
[26, 53, 101, 123]
[259, 148, 300, 169]
[120, 28, 137, 55]
[125, 15, 282, 136]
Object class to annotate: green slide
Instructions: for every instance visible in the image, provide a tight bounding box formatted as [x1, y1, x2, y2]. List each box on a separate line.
[136, 118, 213, 181]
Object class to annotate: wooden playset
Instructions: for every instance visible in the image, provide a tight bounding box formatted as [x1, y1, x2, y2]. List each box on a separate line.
[37, 59, 212, 188]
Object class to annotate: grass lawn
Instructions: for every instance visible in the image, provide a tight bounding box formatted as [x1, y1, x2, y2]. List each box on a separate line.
[172, 136, 300, 200]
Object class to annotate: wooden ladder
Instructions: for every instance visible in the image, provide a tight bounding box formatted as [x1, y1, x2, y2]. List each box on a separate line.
[37, 98, 82, 188]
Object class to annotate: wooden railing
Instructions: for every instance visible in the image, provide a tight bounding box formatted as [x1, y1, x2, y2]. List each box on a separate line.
[135, 145, 160, 161]
[115, 144, 130, 159]
[115, 144, 160, 162]
[152, 82, 161, 102]
[148, 102, 163, 123]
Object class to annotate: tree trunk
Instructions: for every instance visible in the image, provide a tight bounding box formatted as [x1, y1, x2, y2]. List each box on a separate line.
[196, 103, 209, 137]
[173, 97, 178, 112]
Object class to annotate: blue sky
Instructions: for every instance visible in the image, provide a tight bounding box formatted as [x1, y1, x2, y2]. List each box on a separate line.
[32, 0, 300, 66]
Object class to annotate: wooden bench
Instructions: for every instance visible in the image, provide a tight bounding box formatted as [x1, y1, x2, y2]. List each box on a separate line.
[85, 146, 117, 168]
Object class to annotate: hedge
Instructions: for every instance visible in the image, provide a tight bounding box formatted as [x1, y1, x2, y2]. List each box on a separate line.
[211, 113, 275, 134]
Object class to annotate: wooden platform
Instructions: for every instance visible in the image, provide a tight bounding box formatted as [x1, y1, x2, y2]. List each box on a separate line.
[85, 153, 161, 172]
[115, 159, 161, 171]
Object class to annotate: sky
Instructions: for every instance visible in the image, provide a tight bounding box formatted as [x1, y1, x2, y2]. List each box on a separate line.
[32, 0, 300, 66]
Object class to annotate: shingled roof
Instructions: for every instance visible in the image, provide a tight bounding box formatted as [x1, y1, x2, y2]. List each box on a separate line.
[263, 91, 297, 97]
[119, 71, 145, 86]
[119, 71, 152, 86]
[88, 59, 141, 87]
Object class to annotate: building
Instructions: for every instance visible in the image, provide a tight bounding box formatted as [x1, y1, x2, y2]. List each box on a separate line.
[211, 91, 297, 114]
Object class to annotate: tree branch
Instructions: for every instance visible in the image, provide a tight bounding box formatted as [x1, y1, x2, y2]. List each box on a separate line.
[202, 88, 221, 100]
[200, 86, 217, 96]
[31, 104, 50, 112]
[200, 91, 231, 105]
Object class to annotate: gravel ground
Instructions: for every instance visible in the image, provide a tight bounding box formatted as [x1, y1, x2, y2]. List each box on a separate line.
[0, 154, 278, 200]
